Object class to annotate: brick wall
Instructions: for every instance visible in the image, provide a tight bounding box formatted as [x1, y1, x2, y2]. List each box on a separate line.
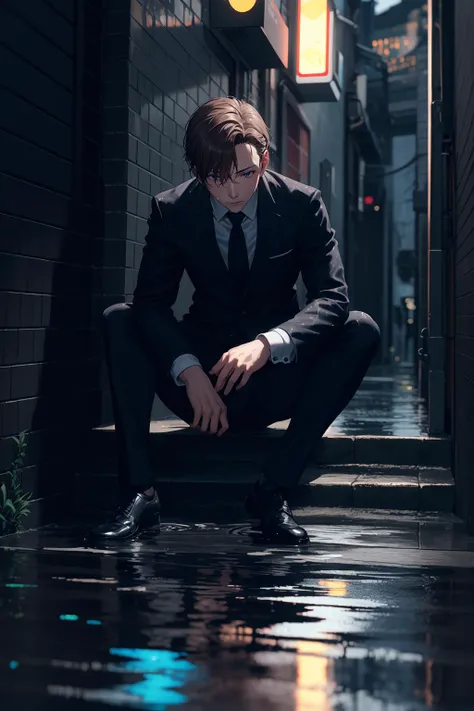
[453, 0, 474, 530]
[0, 0, 103, 498]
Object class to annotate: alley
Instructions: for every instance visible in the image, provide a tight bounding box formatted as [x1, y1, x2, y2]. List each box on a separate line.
[2, 505, 474, 710]
[1, 1, 474, 710]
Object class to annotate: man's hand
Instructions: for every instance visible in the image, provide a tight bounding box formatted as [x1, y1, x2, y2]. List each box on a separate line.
[179, 365, 229, 436]
[209, 337, 271, 396]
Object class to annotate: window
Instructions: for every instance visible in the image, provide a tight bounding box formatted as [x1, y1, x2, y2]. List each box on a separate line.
[285, 102, 310, 183]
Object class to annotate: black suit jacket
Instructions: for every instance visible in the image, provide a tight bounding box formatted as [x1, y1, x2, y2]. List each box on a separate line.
[132, 170, 350, 373]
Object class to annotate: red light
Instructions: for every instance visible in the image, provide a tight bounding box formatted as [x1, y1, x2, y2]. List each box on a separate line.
[364, 196, 375, 205]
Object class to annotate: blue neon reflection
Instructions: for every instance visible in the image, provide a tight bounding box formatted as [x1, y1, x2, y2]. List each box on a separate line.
[108, 648, 200, 709]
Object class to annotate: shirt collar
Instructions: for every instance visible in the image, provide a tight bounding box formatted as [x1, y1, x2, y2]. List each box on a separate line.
[210, 190, 258, 223]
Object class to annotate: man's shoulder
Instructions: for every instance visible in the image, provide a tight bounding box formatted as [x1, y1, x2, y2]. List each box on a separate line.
[152, 176, 203, 213]
[264, 170, 320, 204]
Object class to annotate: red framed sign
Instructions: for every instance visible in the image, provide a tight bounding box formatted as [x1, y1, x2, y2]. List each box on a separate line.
[290, 0, 341, 102]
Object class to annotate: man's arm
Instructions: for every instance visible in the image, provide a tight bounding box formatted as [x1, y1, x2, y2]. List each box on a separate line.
[275, 189, 349, 359]
[132, 197, 201, 376]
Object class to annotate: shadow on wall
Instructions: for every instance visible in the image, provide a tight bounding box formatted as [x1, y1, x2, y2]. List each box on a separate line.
[30, 196, 103, 500]
[28, 2, 103, 500]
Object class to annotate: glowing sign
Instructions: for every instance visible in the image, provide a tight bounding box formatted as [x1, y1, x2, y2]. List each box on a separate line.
[228, 0, 257, 10]
[296, 0, 333, 82]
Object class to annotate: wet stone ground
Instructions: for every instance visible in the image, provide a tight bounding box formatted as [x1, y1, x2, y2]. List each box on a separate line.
[328, 365, 428, 437]
[1, 505, 474, 711]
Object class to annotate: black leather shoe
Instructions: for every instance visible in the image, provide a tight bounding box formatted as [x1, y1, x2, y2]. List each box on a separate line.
[245, 482, 309, 545]
[89, 491, 161, 541]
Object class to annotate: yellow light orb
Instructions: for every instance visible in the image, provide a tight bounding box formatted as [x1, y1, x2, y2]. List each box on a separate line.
[228, 0, 257, 12]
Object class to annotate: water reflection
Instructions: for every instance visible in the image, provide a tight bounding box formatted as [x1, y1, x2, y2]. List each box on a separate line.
[47, 649, 197, 708]
[329, 367, 428, 436]
[1, 521, 474, 710]
[295, 641, 331, 711]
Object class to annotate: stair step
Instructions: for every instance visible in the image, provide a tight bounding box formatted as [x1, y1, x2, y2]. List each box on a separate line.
[77, 463, 454, 513]
[89, 418, 451, 467]
[79, 419, 453, 513]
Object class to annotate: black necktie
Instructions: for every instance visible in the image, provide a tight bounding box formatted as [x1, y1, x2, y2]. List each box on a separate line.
[227, 211, 249, 287]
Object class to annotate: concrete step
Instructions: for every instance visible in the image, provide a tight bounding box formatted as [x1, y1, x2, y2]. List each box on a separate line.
[88, 418, 452, 467]
[78, 462, 454, 515]
[77, 419, 453, 513]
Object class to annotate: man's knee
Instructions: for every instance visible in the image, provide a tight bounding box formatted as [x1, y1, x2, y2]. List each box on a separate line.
[349, 311, 381, 350]
[102, 302, 131, 328]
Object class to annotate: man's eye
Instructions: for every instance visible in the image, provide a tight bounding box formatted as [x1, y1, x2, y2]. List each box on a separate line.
[241, 171, 254, 178]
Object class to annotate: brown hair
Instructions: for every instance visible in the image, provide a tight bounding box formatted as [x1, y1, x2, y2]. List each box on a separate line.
[183, 97, 270, 183]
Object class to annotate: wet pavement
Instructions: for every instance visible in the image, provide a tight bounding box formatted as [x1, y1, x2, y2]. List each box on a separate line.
[328, 364, 428, 437]
[2, 505, 474, 710]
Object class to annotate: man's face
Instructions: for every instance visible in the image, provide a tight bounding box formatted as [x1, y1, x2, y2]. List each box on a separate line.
[203, 143, 269, 213]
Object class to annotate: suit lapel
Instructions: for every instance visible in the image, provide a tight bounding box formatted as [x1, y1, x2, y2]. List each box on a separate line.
[247, 173, 285, 288]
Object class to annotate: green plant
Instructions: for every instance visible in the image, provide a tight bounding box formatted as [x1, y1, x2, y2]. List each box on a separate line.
[0, 431, 32, 535]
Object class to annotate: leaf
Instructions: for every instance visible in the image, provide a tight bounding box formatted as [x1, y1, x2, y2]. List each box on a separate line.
[1, 433, 30, 523]
[4, 500, 16, 515]
[11, 482, 22, 498]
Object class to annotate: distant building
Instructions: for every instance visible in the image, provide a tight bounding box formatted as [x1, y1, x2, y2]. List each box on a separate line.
[371, 0, 428, 366]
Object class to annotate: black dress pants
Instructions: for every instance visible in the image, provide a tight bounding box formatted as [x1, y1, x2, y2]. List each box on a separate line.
[102, 304, 380, 493]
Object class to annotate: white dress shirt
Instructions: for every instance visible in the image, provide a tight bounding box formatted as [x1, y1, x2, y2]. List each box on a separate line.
[171, 191, 296, 385]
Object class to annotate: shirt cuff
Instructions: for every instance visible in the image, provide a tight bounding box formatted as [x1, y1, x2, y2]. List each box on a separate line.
[257, 328, 296, 364]
[170, 354, 202, 386]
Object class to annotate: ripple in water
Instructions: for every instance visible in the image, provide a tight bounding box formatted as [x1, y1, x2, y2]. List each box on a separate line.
[157, 522, 255, 537]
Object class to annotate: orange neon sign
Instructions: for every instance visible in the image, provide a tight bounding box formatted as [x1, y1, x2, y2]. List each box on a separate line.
[296, 0, 331, 79]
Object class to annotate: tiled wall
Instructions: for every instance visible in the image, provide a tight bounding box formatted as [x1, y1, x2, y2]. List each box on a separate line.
[0, 0, 103, 497]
